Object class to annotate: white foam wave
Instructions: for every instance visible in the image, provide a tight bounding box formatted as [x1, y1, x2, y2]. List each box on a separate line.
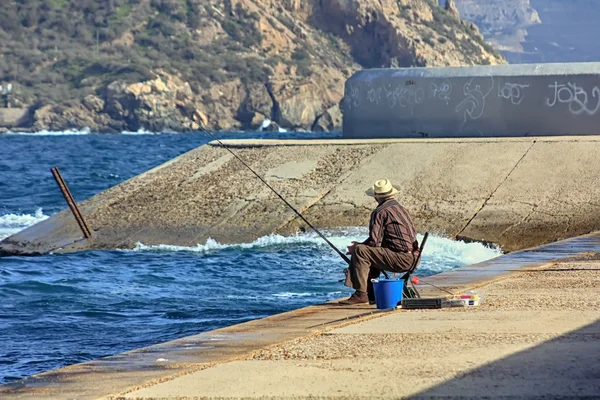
[121, 128, 160, 135]
[423, 234, 502, 266]
[7, 127, 91, 136]
[134, 234, 325, 253]
[4, 127, 169, 136]
[133, 229, 502, 268]
[260, 119, 272, 129]
[259, 119, 288, 133]
[272, 292, 314, 298]
[0, 208, 49, 240]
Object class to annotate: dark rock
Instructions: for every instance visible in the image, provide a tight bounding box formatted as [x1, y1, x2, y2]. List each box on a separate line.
[311, 105, 342, 132]
[237, 83, 273, 128]
[105, 99, 125, 119]
[82, 95, 105, 113]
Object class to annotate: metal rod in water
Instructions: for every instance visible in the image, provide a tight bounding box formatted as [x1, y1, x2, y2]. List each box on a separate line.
[178, 106, 351, 265]
[51, 167, 93, 240]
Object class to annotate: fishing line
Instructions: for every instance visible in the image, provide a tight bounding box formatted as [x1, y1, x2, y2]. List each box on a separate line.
[414, 277, 456, 297]
[177, 105, 352, 265]
[178, 108, 461, 295]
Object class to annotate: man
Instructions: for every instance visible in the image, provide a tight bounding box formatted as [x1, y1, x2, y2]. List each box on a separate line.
[340, 179, 419, 305]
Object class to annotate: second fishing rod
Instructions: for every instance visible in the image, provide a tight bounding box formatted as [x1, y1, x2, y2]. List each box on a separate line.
[177, 105, 352, 266]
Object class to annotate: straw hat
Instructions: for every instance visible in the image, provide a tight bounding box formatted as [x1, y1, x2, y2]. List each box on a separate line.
[365, 179, 400, 198]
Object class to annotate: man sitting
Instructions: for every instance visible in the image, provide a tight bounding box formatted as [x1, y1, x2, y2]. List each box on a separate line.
[340, 179, 419, 305]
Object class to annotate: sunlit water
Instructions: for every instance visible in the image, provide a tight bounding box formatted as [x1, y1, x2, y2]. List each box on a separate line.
[0, 130, 502, 383]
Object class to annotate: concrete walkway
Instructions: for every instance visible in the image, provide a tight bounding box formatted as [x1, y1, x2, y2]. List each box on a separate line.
[2, 233, 599, 399]
[123, 259, 600, 399]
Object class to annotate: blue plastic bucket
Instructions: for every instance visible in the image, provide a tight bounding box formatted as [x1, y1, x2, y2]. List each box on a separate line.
[372, 279, 404, 309]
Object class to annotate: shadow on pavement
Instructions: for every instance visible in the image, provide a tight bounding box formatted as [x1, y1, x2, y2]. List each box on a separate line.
[409, 319, 600, 399]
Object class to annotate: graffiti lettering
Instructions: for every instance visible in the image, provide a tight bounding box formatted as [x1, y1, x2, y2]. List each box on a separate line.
[498, 82, 529, 105]
[546, 82, 600, 116]
[367, 87, 383, 105]
[430, 81, 452, 104]
[398, 87, 425, 110]
[372, 85, 425, 110]
[344, 85, 360, 110]
[383, 85, 398, 108]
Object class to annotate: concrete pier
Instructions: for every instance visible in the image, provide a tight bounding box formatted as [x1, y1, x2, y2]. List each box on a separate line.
[343, 62, 600, 138]
[1, 231, 599, 399]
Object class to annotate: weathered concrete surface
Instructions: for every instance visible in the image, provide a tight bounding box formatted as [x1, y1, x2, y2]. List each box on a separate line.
[2, 137, 600, 256]
[343, 63, 600, 138]
[0, 300, 383, 400]
[122, 236, 600, 399]
[0, 108, 30, 128]
[2, 230, 599, 399]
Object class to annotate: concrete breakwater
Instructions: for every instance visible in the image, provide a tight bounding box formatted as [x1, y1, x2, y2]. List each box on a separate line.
[0, 107, 30, 128]
[2, 231, 599, 399]
[1, 136, 600, 256]
[343, 63, 600, 138]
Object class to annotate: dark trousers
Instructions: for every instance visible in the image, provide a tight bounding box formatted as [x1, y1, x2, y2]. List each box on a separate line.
[344, 244, 416, 293]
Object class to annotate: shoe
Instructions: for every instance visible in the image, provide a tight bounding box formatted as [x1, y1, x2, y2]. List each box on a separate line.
[338, 292, 369, 305]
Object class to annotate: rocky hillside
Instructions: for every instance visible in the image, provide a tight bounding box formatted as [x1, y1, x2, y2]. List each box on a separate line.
[454, 0, 600, 64]
[451, 0, 540, 54]
[0, 0, 504, 133]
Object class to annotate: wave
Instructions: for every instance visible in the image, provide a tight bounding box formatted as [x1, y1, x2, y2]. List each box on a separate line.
[272, 291, 342, 298]
[6, 128, 165, 136]
[0, 208, 49, 240]
[6, 127, 91, 136]
[259, 119, 288, 133]
[133, 233, 328, 253]
[133, 230, 502, 267]
[1, 280, 83, 294]
[422, 234, 502, 265]
[121, 129, 160, 135]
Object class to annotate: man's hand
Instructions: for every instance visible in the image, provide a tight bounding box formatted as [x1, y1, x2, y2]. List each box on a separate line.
[346, 241, 359, 255]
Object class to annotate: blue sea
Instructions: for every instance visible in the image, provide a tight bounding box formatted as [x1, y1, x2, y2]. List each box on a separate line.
[0, 129, 502, 384]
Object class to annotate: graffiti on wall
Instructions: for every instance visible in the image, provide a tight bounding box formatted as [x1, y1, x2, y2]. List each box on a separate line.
[361, 82, 427, 113]
[366, 86, 383, 105]
[345, 76, 600, 132]
[430, 81, 452, 104]
[455, 76, 495, 128]
[344, 84, 361, 110]
[545, 82, 600, 116]
[498, 82, 530, 105]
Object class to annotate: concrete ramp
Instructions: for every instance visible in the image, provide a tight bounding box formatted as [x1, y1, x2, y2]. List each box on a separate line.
[2, 137, 600, 255]
[0, 108, 30, 128]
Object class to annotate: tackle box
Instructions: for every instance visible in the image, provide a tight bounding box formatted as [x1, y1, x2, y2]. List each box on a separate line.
[400, 297, 472, 309]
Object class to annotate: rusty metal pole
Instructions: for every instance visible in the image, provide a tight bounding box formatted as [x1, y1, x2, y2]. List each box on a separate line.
[50, 167, 92, 240]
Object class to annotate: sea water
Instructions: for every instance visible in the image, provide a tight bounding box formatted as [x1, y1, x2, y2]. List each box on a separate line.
[0, 130, 502, 383]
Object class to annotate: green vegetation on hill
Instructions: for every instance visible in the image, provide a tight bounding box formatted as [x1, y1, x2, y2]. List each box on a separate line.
[0, 0, 276, 105]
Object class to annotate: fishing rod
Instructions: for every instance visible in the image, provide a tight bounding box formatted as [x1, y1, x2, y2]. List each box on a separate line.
[177, 105, 352, 265]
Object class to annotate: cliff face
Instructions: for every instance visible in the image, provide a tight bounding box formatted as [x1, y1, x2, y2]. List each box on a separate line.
[454, 0, 600, 64]
[0, 0, 503, 133]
